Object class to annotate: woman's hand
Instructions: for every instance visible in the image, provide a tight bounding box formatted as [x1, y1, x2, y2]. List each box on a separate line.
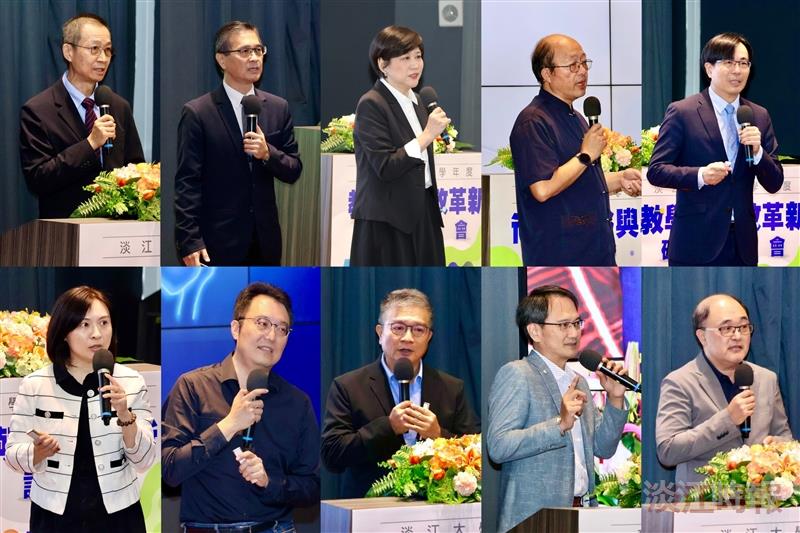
[418, 107, 451, 150]
[101, 374, 131, 422]
[32, 432, 60, 466]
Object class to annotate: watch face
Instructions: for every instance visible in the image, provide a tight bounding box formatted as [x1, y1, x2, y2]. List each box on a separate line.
[578, 153, 591, 166]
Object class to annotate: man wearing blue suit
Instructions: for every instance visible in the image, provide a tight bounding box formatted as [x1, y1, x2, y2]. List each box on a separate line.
[487, 285, 628, 532]
[175, 21, 302, 266]
[648, 33, 783, 265]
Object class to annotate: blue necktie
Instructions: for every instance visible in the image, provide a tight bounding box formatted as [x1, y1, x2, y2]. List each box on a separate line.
[723, 104, 739, 168]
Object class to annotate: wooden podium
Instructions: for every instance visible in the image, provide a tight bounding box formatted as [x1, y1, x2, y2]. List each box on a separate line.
[321, 497, 480, 532]
[509, 506, 642, 533]
[0, 218, 160, 266]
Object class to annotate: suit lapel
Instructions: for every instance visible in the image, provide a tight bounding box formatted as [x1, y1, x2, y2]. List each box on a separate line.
[374, 80, 418, 147]
[52, 81, 89, 141]
[696, 89, 728, 163]
[212, 85, 246, 158]
[694, 352, 729, 411]
[527, 353, 563, 412]
[367, 358, 395, 416]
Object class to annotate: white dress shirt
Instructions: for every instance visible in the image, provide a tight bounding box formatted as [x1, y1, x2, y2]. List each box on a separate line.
[222, 81, 256, 135]
[379, 78, 432, 188]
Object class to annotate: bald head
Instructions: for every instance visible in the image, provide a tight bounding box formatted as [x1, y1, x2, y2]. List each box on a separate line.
[531, 34, 581, 84]
[693, 294, 752, 373]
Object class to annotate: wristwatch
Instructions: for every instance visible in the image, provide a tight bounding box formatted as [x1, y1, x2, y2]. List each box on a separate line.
[577, 152, 593, 166]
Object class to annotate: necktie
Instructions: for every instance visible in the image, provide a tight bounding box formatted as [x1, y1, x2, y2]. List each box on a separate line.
[82, 97, 101, 159]
[723, 104, 739, 168]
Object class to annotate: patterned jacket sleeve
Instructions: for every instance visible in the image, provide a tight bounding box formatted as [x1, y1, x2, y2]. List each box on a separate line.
[5, 376, 46, 474]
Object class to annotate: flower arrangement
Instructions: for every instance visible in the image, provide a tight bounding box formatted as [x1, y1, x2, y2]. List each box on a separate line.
[489, 146, 515, 171]
[321, 114, 463, 155]
[366, 434, 481, 504]
[688, 441, 800, 507]
[71, 162, 161, 221]
[593, 395, 643, 508]
[639, 125, 660, 167]
[600, 128, 642, 172]
[1, 310, 51, 378]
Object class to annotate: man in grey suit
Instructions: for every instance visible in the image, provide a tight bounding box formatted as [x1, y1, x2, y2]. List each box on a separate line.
[655, 293, 792, 487]
[487, 285, 629, 533]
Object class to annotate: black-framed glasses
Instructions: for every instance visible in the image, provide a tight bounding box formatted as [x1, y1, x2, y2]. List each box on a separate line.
[218, 45, 267, 59]
[547, 59, 592, 73]
[538, 319, 585, 332]
[238, 316, 291, 337]
[384, 322, 432, 338]
[701, 323, 754, 337]
[715, 59, 751, 70]
[68, 43, 114, 58]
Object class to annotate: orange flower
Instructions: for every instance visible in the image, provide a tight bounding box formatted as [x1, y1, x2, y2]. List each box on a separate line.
[142, 190, 155, 201]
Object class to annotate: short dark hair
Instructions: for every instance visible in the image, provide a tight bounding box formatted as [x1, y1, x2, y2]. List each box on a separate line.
[692, 293, 751, 348]
[701, 32, 753, 81]
[516, 285, 579, 345]
[46, 286, 116, 367]
[530, 37, 557, 85]
[233, 282, 293, 326]
[213, 21, 261, 77]
[369, 25, 424, 78]
[62, 13, 111, 67]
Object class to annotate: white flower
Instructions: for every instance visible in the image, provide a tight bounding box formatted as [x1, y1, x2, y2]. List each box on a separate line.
[342, 114, 355, 125]
[453, 471, 478, 497]
[769, 476, 794, 501]
[728, 445, 752, 465]
[615, 459, 637, 485]
[411, 438, 435, 458]
[600, 154, 612, 172]
[0, 348, 6, 369]
[615, 148, 632, 167]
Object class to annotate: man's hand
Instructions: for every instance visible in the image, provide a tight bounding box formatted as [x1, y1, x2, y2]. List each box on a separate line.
[182, 248, 210, 266]
[244, 125, 270, 160]
[620, 168, 642, 196]
[389, 400, 412, 435]
[217, 387, 268, 441]
[702, 161, 731, 185]
[596, 357, 628, 401]
[727, 389, 756, 425]
[403, 404, 441, 439]
[580, 124, 607, 162]
[88, 114, 116, 151]
[32, 432, 60, 466]
[739, 125, 762, 158]
[559, 376, 587, 432]
[237, 450, 268, 487]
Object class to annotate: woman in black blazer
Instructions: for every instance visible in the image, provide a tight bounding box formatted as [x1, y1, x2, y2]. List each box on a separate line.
[350, 25, 450, 266]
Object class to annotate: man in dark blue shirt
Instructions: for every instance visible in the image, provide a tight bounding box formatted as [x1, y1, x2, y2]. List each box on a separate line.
[510, 34, 642, 266]
[162, 282, 319, 532]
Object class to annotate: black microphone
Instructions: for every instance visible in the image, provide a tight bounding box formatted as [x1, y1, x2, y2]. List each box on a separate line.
[418, 86, 451, 144]
[394, 358, 414, 403]
[94, 85, 114, 150]
[578, 349, 641, 393]
[92, 349, 115, 426]
[242, 95, 262, 171]
[242, 368, 269, 451]
[583, 96, 601, 127]
[734, 363, 754, 440]
[736, 105, 755, 166]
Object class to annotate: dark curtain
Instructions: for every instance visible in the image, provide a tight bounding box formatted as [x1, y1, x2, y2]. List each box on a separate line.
[320, 267, 481, 499]
[642, 0, 685, 128]
[0, 0, 137, 234]
[158, 0, 320, 265]
[642, 267, 800, 496]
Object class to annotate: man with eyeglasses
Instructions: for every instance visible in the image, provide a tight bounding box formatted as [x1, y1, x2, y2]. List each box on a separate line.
[655, 293, 791, 489]
[509, 34, 642, 266]
[19, 13, 144, 219]
[648, 33, 784, 266]
[175, 21, 302, 267]
[321, 288, 479, 498]
[162, 282, 319, 533]
[487, 285, 628, 532]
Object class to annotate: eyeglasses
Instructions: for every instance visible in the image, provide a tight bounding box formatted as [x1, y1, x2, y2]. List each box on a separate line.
[238, 316, 291, 337]
[538, 319, 585, 332]
[715, 59, 751, 70]
[68, 43, 114, 58]
[218, 45, 267, 59]
[702, 323, 754, 337]
[547, 59, 592, 73]
[385, 322, 432, 338]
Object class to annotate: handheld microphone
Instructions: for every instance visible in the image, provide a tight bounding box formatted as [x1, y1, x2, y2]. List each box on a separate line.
[736, 105, 755, 166]
[94, 85, 114, 150]
[242, 95, 262, 171]
[242, 368, 269, 451]
[92, 349, 115, 425]
[734, 363, 754, 440]
[578, 349, 641, 393]
[583, 96, 601, 127]
[394, 358, 414, 403]
[418, 86, 451, 144]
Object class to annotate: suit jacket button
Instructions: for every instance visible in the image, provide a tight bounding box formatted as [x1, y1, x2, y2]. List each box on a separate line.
[98, 464, 104, 471]
[95, 439, 102, 446]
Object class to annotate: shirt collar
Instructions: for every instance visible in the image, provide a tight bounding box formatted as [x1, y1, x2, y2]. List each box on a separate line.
[532, 348, 574, 382]
[222, 80, 256, 107]
[708, 86, 740, 117]
[380, 78, 418, 106]
[539, 87, 576, 115]
[53, 362, 99, 396]
[380, 353, 424, 383]
[62, 71, 96, 108]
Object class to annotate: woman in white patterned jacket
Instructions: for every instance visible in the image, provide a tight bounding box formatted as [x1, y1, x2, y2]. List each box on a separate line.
[4, 286, 156, 532]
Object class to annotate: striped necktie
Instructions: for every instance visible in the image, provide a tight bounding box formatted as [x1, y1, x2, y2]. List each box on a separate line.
[81, 97, 101, 159]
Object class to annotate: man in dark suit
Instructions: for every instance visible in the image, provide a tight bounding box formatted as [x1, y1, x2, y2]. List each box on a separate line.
[648, 33, 784, 265]
[175, 21, 302, 266]
[321, 288, 480, 498]
[19, 13, 144, 219]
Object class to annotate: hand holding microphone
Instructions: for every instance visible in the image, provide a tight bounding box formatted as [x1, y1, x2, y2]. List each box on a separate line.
[93, 349, 115, 425]
[241, 95, 269, 161]
[218, 371, 268, 443]
[736, 105, 760, 165]
[418, 86, 451, 149]
[578, 349, 641, 396]
[731, 363, 755, 439]
[89, 85, 116, 152]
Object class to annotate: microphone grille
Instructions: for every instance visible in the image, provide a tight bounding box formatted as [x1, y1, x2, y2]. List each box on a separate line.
[734, 363, 754, 387]
[736, 105, 754, 125]
[92, 349, 115, 372]
[418, 86, 438, 109]
[246, 368, 270, 392]
[583, 96, 601, 118]
[242, 94, 262, 115]
[394, 358, 414, 381]
[578, 349, 603, 372]
[94, 85, 114, 107]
